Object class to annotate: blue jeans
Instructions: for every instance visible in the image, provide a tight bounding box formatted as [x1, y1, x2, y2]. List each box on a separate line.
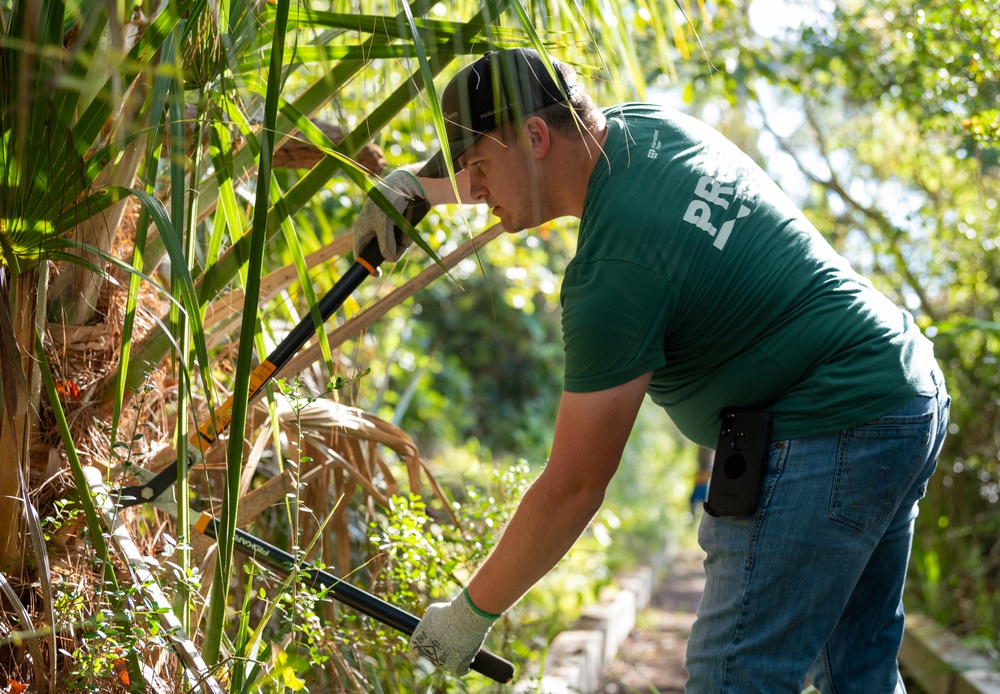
[686, 369, 950, 693]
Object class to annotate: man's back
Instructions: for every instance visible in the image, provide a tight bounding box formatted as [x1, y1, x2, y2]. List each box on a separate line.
[560, 103, 937, 446]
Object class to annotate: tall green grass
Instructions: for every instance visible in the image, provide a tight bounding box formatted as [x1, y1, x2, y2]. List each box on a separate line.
[2, 0, 708, 687]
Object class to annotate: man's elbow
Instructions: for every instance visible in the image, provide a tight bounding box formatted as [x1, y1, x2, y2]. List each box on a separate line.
[539, 468, 610, 518]
[579, 488, 607, 519]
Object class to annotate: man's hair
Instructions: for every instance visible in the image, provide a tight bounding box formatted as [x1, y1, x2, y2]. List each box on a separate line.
[533, 62, 603, 136]
[498, 61, 603, 142]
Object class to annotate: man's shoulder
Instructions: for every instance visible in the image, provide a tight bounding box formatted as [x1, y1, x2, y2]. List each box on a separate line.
[601, 102, 701, 130]
[601, 102, 676, 117]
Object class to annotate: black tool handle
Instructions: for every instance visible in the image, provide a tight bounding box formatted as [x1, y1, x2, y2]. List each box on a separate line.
[269, 194, 431, 365]
[372, 198, 516, 682]
[207, 521, 515, 683]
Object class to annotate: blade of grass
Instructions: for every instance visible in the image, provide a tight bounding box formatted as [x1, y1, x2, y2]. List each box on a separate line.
[283, 8, 498, 38]
[641, 0, 680, 82]
[82, 467, 226, 694]
[260, 39, 514, 63]
[18, 464, 56, 691]
[606, 0, 646, 100]
[0, 572, 45, 687]
[201, 0, 291, 667]
[35, 337, 114, 574]
[206, 101, 292, 532]
[207, 118, 249, 263]
[230, 563, 258, 694]
[271, 176, 336, 379]
[174, 63, 208, 640]
[123, 185, 219, 453]
[237, 498, 342, 692]
[109, 25, 181, 451]
[398, 0, 461, 206]
[34, 333, 146, 691]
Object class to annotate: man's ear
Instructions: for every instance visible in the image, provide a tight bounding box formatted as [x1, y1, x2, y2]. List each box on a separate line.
[524, 116, 551, 158]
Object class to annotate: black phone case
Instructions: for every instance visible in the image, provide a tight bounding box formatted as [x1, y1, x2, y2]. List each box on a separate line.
[703, 409, 772, 517]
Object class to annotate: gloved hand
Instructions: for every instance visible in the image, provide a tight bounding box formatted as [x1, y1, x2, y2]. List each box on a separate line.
[352, 168, 426, 262]
[410, 588, 500, 676]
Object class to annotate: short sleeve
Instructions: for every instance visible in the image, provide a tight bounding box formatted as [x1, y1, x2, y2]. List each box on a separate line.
[561, 259, 676, 393]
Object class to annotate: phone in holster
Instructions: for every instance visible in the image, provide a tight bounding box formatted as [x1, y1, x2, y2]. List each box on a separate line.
[703, 409, 772, 517]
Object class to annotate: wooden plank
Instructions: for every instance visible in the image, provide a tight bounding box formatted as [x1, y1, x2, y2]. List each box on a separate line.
[83, 467, 226, 694]
[900, 613, 1000, 694]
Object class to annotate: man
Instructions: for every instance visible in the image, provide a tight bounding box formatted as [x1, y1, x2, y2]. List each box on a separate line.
[353, 48, 949, 693]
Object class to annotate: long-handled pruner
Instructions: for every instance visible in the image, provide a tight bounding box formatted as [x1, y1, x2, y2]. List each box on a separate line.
[111, 196, 516, 684]
[115, 197, 430, 509]
[121, 465, 515, 683]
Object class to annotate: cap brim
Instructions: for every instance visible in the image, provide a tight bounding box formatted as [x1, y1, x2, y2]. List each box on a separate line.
[417, 130, 486, 178]
[415, 150, 454, 179]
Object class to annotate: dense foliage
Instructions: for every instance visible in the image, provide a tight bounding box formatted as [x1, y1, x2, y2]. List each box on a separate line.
[0, 0, 703, 690]
[1, 0, 997, 689]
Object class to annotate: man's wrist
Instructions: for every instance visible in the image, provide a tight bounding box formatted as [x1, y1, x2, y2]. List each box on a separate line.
[463, 587, 502, 620]
[395, 167, 427, 198]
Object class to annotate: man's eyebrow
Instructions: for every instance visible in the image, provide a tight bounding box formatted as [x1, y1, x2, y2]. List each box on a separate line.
[457, 146, 477, 169]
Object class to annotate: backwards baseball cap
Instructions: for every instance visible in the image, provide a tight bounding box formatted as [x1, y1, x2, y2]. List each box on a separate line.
[418, 48, 574, 179]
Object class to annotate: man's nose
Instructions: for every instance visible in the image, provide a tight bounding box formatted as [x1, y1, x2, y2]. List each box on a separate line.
[469, 171, 488, 202]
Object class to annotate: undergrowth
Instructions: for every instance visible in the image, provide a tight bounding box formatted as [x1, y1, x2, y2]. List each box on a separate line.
[3, 378, 696, 693]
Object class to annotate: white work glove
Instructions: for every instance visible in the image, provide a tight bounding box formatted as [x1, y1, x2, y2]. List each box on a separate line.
[410, 588, 500, 676]
[352, 168, 426, 262]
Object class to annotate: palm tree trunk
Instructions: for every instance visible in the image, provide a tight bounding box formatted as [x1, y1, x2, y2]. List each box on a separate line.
[0, 269, 40, 570]
[46, 125, 146, 326]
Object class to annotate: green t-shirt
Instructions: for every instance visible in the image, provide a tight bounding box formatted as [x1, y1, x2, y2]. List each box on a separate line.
[561, 103, 938, 447]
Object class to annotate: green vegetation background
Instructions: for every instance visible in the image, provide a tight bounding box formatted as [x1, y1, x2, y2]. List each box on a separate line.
[0, 0, 996, 690]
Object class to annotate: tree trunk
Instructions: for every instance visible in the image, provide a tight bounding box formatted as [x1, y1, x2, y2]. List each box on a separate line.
[0, 270, 40, 570]
[46, 139, 145, 326]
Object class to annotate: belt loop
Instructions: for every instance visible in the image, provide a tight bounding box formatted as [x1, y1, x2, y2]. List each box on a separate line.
[931, 366, 947, 404]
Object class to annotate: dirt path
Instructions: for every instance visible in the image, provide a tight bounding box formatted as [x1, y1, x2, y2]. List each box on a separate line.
[601, 548, 707, 694]
[601, 548, 930, 694]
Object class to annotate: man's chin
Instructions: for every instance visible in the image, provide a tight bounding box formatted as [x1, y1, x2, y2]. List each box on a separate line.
[492, 213, 515, 233]
[492, 213, 526, 234]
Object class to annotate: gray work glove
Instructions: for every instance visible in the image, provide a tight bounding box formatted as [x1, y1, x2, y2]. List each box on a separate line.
[410, 588, 500, 676]
[352, 168, 426, 262]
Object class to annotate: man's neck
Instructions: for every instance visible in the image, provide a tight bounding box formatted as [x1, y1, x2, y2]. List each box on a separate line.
[558, 123, 608, 219]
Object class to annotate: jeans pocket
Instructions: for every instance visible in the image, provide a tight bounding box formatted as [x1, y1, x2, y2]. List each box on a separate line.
[757, 440, 790, 513]
[830, 408, 934, 531]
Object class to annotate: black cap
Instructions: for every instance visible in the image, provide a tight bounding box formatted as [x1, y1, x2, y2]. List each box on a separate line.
[418, 48, 573, 179]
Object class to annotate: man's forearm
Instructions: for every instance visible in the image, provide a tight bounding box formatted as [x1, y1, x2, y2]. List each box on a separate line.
[401, 163, 474, 206]
[464, 468, 605, 616]
[462, 376, 652, 616]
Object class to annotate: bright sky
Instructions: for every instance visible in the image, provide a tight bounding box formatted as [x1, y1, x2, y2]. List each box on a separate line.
[747, 0, 837, 38]
[646, 0, 857, 238]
